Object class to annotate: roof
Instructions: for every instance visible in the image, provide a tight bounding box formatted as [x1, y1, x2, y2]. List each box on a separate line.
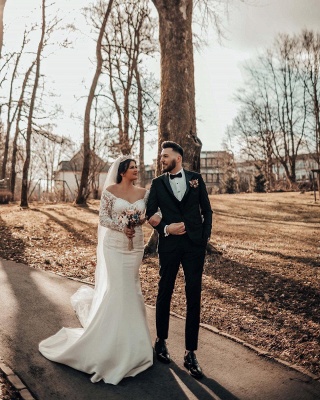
[56, 147, 109, 173]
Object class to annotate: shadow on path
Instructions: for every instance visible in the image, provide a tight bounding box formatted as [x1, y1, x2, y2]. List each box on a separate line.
[37, 209, 96, 245]
[204, 253, 320, 323]
[0, 215, 26, 263]
[167, 361, 240, 400]
[0, 260, 68, 399]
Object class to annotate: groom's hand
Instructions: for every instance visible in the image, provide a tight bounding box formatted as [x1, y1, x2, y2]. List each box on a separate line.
[167, 222, 186, 235]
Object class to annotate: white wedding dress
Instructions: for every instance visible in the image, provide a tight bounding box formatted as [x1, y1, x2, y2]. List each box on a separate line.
[39, 189, 153, 385]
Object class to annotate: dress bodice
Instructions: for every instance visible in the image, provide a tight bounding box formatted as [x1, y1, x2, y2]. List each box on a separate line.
[99, 190, 149, 232]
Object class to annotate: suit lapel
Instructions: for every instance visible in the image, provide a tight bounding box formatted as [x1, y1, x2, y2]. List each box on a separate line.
[181, 169, 192, 202]
[161, 173, 176, 199]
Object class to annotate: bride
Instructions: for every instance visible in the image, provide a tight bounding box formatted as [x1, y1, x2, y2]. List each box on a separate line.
[39, 155, 153, 385]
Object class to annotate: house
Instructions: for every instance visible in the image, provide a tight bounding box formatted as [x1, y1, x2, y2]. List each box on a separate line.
[53, 146, 109, 201]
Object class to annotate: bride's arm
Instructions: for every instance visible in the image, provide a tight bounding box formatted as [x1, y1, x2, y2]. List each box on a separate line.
[99, 191, 125, 232]
[148, 212, 162, 227]
[144, 189, 162, 226]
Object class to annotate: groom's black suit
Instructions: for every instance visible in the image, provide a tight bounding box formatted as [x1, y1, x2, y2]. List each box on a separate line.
[146, 169, 212, 350]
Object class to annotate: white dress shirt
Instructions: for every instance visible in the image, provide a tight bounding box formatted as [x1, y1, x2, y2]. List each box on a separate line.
[164, 169, 186, 236]
[169, 169, 186, 201]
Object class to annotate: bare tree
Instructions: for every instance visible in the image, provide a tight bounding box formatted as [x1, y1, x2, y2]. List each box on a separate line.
[298, 30, 320, 194]
[230, 93, 276, 190]
[135, 65, 146, 187]
[89, 95, 111, 198]
[145, 0, 231, 254]
[75, 0, 114, 205]
[230, 33, 310, 189]
[10, 62, 36, 198]
[100, 0, 157, 155]
[32, 129, 71, 194]
[21, 0, 47, 207]
[151, 0, 201, 173]
[1, 30, 30, 179]
[145, 0, 199, 254]
[267, 35, 307, 185]
[0, 0, 6, 58]
[79, 0, 158, 194]
[0, 52, 15, 159]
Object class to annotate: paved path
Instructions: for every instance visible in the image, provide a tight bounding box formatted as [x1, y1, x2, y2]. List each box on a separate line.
[0, 258, 320, 400]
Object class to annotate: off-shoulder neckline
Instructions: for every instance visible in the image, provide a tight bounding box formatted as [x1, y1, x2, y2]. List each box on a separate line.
[104, 189, 149, 205]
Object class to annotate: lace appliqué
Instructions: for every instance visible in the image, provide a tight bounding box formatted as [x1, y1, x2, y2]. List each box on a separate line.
[99, 190, 126, 232]
[99, 190, 149, 232]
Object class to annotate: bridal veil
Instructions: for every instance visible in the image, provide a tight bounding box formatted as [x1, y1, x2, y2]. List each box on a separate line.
[70, 155, 134, 328]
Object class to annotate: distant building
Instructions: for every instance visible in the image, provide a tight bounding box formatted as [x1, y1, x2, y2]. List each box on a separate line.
[200, 151, 234, 194]
[141, 162, 155, 188]
[235, 160, 258, 192]
[273, 154, 318, 182]
[141, 151, 236, 193]
[236, 153, 319, 191]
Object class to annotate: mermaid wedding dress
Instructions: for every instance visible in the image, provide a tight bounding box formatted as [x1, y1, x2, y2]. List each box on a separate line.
[39, 188, 153, 385]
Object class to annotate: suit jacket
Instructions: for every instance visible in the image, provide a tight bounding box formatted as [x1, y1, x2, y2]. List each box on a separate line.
[146, 169, 213, 252]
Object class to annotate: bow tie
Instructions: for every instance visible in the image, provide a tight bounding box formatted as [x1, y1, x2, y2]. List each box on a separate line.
[170, 172, 182, 180]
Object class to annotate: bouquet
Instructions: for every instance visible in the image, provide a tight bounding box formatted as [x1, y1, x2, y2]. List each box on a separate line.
[119, 208, 145, 250]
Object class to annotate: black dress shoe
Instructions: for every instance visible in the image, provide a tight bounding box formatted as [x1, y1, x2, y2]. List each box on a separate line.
[154, 339, 171, 364]
[184, 351, 204, 379]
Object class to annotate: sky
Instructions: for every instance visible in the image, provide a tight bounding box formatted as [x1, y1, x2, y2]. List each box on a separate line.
[3, 0, 320, 163]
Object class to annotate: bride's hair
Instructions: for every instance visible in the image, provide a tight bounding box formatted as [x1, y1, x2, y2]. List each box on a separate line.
[117, 158, 135, 183]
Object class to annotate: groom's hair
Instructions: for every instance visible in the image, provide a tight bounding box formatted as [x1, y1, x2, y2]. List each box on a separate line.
[161, 141, 184, 157]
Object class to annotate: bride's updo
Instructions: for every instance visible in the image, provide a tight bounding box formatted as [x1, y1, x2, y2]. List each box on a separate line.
[117, 158, 135, 183]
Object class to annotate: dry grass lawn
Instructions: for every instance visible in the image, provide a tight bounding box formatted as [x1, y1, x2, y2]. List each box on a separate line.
[0, 191, 319, 377]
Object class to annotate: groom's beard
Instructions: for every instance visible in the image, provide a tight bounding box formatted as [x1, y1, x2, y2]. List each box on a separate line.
[162, 159, 176, 173]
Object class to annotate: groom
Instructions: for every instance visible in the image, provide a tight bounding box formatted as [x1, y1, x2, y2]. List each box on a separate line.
[146, 141, 212, 379]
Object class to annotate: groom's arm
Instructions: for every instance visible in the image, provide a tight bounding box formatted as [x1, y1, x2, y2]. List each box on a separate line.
[199, 174, 213, 240]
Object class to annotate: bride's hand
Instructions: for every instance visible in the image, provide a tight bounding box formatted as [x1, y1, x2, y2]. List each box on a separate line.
[139, 217, 147, 225]
[124, 226, 135, 238]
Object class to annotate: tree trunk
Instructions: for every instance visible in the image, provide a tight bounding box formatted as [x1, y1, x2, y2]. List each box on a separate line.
[1, 50, 22, 179]
[75, 0, 114, 205]
[135, 66, 146, 187]
[20, 0, 46, 208]
[145, 0, 203, 254]
[152, 0, 202, 173]
[10, 63, 35, 198]
[0, 0, 6, 58]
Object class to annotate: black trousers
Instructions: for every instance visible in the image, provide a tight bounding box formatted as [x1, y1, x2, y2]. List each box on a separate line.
[156, 235, 206, 351]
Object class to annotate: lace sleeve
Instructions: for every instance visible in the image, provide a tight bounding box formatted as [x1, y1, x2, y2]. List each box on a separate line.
[144, 189, 150, 205]
[99, 190, 125, 232]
